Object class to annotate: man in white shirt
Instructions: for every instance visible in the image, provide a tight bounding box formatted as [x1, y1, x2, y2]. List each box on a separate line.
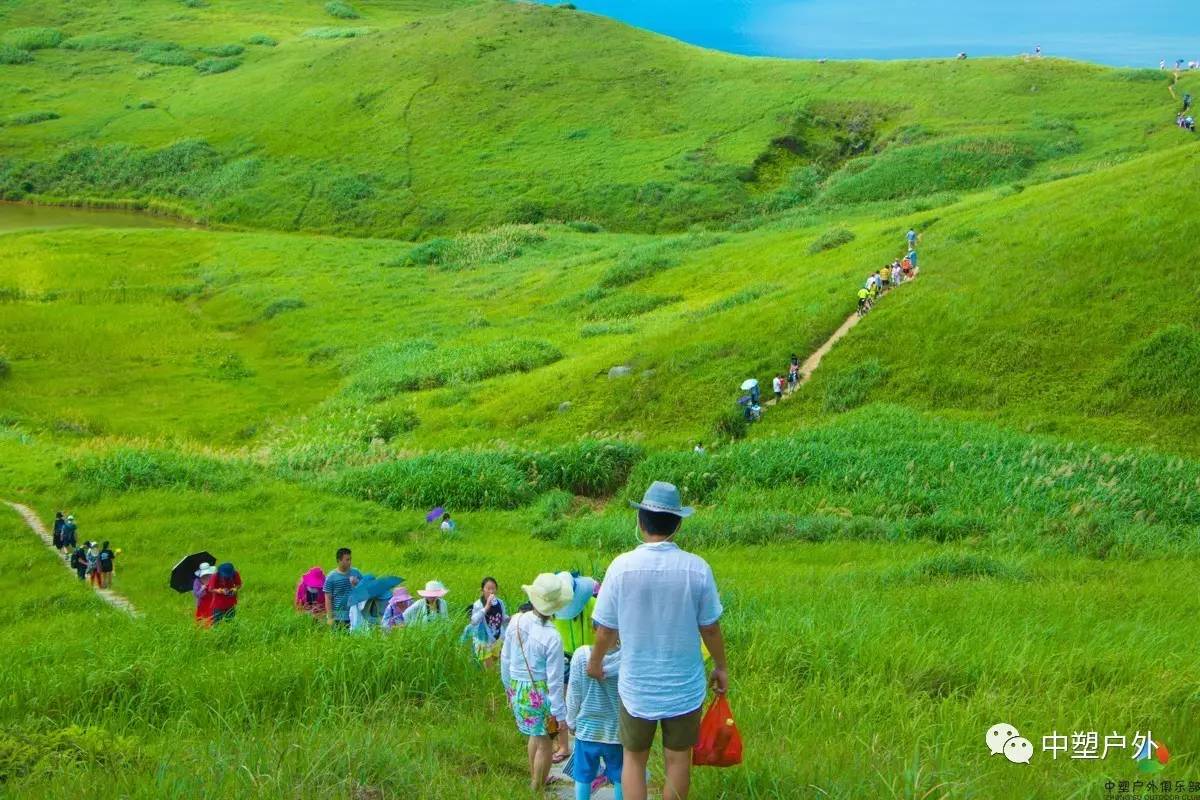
[588, 481, 728, 800]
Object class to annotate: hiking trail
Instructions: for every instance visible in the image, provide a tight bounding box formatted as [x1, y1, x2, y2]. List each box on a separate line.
[764, 271, 918, 408]
[3, 500, 140, 617]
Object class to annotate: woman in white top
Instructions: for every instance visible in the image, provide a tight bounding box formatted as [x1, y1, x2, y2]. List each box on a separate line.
[500, 571, 574, 792]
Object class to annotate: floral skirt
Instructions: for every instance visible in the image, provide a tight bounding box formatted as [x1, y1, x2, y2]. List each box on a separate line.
[507, 679, 550, 736]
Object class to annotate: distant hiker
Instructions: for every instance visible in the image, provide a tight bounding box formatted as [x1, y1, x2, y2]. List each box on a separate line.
[295, 567, 326, 616]
[207, 562, 242, 624]
[382, 585, 414, 630]
[1184, 93, 1193, 111]
[350, 585, 387, 632]
[323, 547, 363, 629]
[693, 442, 705, 455]
[901, 257, 914, 279]
[878, 266, 891, 291]
[788, 354, 800, 390]
[61, 515, 78, 553]
[98, 541, 115, 589]
[1186, 116, 1196, 132]
[590, 482, 728, 800]
[1034, 45, 1042, 58]
[194, 562, 216, 622]
[891, 262, 903, 287]
[403, 580, 450, 625]
[906, 228, 918, 249]
[568, 625, 624, 800]
[52, 511, 65, 553]
[69, 543, 88, 581]
[857, 286, 870, 313]
[467, 576, 509, 666]
[440, 513, 456, 534]
[905, 248, 918, 270]
[1161, 59, 1167, 70]
[772, 374, 784, 402]
[554, 573, 599, 763]
[956, 52, 967, 60]
[86, 542, 101, 588]
[748, 381, 761, 406]
[501, 572, 573, 793]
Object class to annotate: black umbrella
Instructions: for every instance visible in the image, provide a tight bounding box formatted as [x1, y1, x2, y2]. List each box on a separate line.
[170, 551, 217, 593]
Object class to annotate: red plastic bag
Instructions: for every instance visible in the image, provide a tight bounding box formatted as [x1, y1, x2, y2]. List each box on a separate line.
[693, 695, 743, 767]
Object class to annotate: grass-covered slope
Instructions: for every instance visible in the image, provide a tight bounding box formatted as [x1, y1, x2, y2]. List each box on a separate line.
[770, 144, 1200, 453]
[0, 0, 1191, 236]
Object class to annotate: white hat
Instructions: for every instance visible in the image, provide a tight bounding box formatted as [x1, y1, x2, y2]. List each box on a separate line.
[522, 572, 575, 617]
[417, 579, 448, 598]
[194, 562, 216, 577]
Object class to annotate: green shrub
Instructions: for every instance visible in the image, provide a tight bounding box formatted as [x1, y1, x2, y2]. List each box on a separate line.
[0, 45, 34, 64]
[247, 34, 278, 47]
[200, 44, 245, 57]
[137, 43, 196, 67]
[348, 339, 561, 400]
[712, 406, 749, 442]
[580, 322, 636, 338]
[332, 452, 536, 510]
[2, 27, 64, 51]
[399, 226, 545, 270]
[0, 725, 140, 783]
[325, 1, 361, 19]
[1102, 325, 1200, 414]
[821, 136, 1046, 205]
[330, 441, 641, 510]
[3, 111, 59, 126]
[62, 34, 143, 52]
[566, 220, 602, 233]
[808, 227, 855, 254]
[688, 284, 778, 319]
[302, 27, 372, 39]
[890, 553, 1028, 582]
[195, 57, 241, 75]
[599, 243, 679, 288]
[261, 297, 306, 319]
[63, 448, 252, 493]
[822, 359, 887, 412]
[0, 356, 10, 380]
[214, 352, 254, 380]
[584, 292, 682, 320]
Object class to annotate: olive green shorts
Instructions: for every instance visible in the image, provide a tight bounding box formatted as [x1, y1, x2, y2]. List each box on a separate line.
[618, 701, 702, 752]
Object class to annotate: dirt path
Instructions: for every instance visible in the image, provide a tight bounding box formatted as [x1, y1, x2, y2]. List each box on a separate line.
[765, 272, 918, 408]
[3, 500, 140, 617]
[549, 751, 617, 799]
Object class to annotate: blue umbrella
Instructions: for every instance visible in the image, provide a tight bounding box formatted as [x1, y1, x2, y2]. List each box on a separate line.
[426, 506, 446, 523]
[349, 575, 404, 606]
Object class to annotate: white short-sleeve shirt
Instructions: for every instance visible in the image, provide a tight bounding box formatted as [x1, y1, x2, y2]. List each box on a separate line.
[592, 540, 723, 720]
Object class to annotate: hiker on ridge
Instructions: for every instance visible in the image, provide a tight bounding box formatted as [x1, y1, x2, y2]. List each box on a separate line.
[61, 514, 78, 554]
[52, 511, 65, 554]
[589, 481, 728, 800]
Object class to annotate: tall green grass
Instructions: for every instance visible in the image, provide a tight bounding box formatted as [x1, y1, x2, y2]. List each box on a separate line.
[346, 339, 561, 400]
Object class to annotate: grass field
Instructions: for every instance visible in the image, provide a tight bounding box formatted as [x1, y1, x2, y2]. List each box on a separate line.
[2, 0, 1200, 797]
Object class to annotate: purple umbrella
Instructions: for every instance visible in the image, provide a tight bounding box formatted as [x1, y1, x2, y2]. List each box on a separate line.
[425, 506, 445, 523]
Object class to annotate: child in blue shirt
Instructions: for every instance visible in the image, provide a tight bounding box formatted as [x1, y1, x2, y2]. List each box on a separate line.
[567, 635, 623, 800]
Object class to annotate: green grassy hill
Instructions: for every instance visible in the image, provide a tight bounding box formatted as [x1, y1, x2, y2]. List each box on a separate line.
[3, 1, 1200, 798]
[0, 0, 1191, 236]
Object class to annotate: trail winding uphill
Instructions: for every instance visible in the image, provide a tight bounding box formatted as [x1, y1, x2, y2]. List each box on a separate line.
[3, 500, 140, 617]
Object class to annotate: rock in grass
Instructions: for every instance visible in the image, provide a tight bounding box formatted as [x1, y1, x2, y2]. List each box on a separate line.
[608, 366, 632, 379]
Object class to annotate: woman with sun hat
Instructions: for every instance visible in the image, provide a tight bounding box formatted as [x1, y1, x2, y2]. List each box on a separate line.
[501, 571, 574, 792]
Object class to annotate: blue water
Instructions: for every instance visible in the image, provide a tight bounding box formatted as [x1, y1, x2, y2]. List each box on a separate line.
[541, 0, 1199, 67]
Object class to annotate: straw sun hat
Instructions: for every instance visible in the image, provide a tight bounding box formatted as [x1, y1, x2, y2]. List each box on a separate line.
[522, 571, 575, 617]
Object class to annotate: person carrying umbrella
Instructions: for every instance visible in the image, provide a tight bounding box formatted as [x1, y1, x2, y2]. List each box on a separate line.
[348, 575, 403, 632]
[194, 563, 217, 623]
